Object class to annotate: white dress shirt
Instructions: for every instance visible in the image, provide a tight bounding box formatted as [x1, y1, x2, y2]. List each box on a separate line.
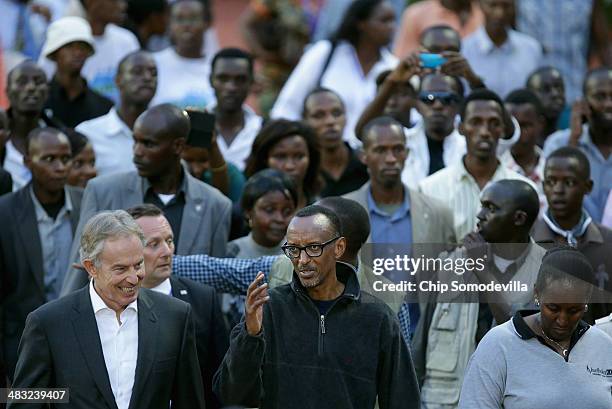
[271, 40, 398, 148]
[149, 277, 172, 296]
[3, 140, 31, 191]
[89, 281, 138, 409]
[419, 159, 535, 240]
[205, 102, 263, 171]
[76, 108, 136, 176]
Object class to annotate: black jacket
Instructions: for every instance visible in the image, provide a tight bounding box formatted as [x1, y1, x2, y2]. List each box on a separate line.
[9, 286, 205, 409]
[214, 263, 420, 409]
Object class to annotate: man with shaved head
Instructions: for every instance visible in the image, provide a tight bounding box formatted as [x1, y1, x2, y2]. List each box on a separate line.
[61, 104, 232, 295]
[0, 127, 84, 381]
[543, 67, 612, 222]
[413, 179, 546, 409]
[76, 50, 158, 176]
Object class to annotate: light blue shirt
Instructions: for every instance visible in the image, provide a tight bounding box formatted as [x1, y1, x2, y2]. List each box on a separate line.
[29, 186, 74, 301]
[517, 0, 593, 102]
[367, 187, 412, 245]
[462, 26, 543, 98]
[367, 186, 417, 336]
[543, 125, 612, 222]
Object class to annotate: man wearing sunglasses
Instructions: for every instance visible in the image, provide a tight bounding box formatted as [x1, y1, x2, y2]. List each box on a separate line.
[401, 72, 467, 188]
[214, 205, 420, 409]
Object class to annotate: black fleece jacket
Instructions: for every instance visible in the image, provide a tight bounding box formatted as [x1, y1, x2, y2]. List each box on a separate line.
[213, 262, 420, 409]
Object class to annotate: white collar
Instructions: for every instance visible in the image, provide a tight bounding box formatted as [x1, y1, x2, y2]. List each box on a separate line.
[104, 108, 133, 137]
[89, 280, 138, 314]
[148, 277, 172, 296]
[474, 26, 515, 54]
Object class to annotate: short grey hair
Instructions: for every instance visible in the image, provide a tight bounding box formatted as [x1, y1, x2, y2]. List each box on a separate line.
[79, 210, 145, 268]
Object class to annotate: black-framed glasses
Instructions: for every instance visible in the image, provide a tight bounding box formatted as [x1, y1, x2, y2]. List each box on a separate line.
[281, 237, 341, 259]
[418, 91, 460, 106]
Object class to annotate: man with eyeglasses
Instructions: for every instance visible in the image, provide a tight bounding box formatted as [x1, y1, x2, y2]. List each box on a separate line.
[213, 204, 420, 409]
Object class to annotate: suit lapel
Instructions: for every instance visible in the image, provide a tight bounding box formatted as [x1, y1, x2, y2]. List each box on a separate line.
[177, 174, 205, 254]
[16, 188, 46, 296]
[71, 287, 119, 409]
[409, 189, 430, 243]
[128, 290, 159, 409]
[170, 276, 190, 303]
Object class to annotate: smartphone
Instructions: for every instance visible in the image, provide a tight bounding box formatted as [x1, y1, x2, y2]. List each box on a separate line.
[186, 110, 215, 149]
[420, 53, 447, 69]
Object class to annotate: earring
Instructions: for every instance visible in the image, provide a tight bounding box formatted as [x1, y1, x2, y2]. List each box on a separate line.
[585, 304, 589, 312]
[535, 299, 540, 307]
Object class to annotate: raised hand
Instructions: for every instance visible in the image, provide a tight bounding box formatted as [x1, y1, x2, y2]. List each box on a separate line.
[245, 272, 269, 336]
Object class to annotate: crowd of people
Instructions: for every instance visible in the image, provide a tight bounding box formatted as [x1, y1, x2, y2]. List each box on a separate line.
[1, 0, 612, 408]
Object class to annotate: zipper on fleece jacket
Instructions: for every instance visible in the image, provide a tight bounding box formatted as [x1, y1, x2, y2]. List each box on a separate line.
[318, 315, 326, 356]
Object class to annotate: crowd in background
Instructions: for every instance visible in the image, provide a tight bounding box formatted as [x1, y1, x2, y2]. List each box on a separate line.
[1, 0, 612, 408]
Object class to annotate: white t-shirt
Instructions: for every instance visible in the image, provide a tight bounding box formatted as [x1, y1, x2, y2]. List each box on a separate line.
[38, 23, 140, 102]
[150, 47, 215, 109]
[271, 40, 398, 148]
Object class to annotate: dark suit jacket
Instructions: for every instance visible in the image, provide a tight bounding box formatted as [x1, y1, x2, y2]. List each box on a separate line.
[0, 169, 11, 196]
[170, 276, 228, 409]
[8, 286, 205, 409]
[0, 184, 83, 381]
[61, 166, 232, 295]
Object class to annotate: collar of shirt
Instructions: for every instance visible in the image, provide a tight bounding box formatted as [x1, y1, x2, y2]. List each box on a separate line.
[141, 166, 189, 199]
[474, 25, 516, 54]
[366, 184, 410, 221]
[500, 146, 545, 182]
[148, 277, 172, 296]
[453, 156, 511, 185]
[89, 280, 138, 314]
[29, 184, 73, 222]
[205, 101, 261, 132]
[511, 310, 589, 348]
[103, 108, 133, 138]
[486, 237, 536, 273]
[534, 215, 605, 244]
[575, 124, 612, 164]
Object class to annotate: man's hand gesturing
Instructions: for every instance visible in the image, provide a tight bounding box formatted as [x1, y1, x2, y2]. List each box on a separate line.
[245, 272, 269, 336]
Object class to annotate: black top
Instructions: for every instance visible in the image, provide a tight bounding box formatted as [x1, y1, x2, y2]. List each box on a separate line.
[320, 144, 369, 197]
[427, 136, 445, 175]
[44, 77, 113, 128]
[143, 174, 188, 249]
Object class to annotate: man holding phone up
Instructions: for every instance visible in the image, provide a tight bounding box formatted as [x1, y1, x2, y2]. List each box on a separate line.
[543, 68, 612, 223]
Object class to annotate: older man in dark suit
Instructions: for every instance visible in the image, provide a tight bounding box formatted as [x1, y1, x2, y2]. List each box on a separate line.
[9, 210, 205, 409]
[0, 127, 83, 381]
[61, 103, 232, 295]
[127, 203, 228, 409]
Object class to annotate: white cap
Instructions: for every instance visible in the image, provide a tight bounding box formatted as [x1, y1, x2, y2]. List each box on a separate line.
[41, 16, 95, 58]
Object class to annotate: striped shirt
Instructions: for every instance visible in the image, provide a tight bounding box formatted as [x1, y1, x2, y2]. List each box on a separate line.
[418, 159, 534, 241]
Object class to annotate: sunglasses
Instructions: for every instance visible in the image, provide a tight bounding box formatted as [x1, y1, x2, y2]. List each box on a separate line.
[418, 92, 461, 106]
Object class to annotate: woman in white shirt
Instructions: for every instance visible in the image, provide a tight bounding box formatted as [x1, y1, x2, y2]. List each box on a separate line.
[271, 0, 398, 148]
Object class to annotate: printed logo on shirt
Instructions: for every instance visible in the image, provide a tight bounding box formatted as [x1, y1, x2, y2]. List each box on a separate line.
[586, 366, 612, 378]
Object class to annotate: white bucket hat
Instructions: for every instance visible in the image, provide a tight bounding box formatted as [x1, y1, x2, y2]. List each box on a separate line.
[41, 16, 96, 58]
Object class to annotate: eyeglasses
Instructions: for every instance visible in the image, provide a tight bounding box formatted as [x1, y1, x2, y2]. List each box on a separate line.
[281, 237, 340, 259]
[418, 91, 460, 106]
